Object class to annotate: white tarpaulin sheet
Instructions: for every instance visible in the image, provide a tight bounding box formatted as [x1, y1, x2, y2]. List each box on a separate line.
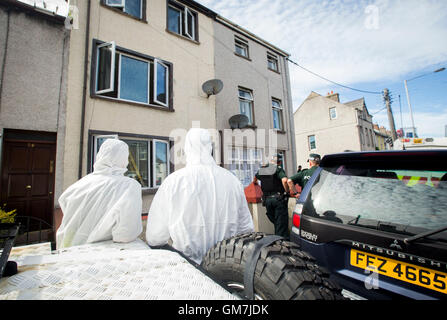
[0, 240, 238, 300]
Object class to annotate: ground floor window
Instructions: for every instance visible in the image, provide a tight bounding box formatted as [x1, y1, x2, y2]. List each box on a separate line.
[228, 147, 263, 187]
[91, 133, 170, 189]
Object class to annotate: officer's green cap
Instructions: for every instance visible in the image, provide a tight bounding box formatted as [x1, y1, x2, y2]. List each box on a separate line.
[308, 153, 321, 162]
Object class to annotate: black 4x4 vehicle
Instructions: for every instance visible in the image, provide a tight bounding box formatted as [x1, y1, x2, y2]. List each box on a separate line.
[290, 150, 447, 300]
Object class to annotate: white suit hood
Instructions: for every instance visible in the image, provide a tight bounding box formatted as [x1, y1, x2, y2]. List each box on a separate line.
[56, 139, 143, 249]
[146, 128, 254, 264]
[184, 128, 216, 166]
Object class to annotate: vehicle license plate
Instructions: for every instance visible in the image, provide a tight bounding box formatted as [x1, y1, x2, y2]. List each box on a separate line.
[350, 249, 447, 295]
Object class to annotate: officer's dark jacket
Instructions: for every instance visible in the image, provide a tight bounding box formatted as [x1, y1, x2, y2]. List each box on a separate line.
[255, 164, 287, 195]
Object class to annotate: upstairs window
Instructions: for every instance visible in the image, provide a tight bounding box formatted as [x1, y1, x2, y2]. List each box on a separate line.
[272, 99, 283, 130]
[167, 1, 198, 41]
[93, 40, 171, 109]
[267, 53, 279, 72]
[308, 135, 316, 150]
[235, 36, 249, 59]
[329, 107, 337, 119]
[105, 0, 144, 19]
[238, 88, 254, 125]
[91, 135, 170, 189]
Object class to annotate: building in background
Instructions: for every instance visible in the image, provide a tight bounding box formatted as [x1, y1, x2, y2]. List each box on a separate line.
[0, 0, 70, 237]
[213, 16, 296, 185]
[373, 124, 392, 150]
[293, 91, 375, 167]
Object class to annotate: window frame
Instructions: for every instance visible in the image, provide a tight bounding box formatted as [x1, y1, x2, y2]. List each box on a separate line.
[238, 87, 254, 126]
[91, 39, 174, 112]
[234, 36, 249, 59]
[228, 146, 263, 187]
[89, 131, 172, 191]
[166, 1, 198, 42]
[267, 52, 279, 72]
[308, 135, 317, 151]
[117, 52, 150, 105]
[152, 139, 170, 187]
[153, 59, 169, 107]
[95, 41, 116, 95]
[272, 98, 284, 131]
[329, 107, 337, 120]
[103, 0, 146, 21]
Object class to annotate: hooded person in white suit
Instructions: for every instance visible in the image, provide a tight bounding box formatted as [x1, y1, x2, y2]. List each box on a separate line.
[56, 139, 143, 249]
[146, 128, 254, 264]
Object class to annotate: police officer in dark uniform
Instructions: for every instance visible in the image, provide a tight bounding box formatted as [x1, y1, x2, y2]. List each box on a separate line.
[288, 153, 321, 196]
[253, 154, 290, 239]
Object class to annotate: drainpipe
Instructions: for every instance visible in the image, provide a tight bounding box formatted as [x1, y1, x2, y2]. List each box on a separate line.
[78, 0, 91, 179]
[0, 8, 11, 112]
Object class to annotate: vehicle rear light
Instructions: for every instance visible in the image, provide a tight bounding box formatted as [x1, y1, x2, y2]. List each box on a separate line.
[292, 213, 301, 228]
[293, 203, 303, 228]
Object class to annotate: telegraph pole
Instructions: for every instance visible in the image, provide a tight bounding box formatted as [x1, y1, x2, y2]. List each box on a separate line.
[383, 89, 397, 141]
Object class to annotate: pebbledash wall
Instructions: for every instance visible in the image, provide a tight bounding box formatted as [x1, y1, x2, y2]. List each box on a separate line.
[0, 1, 70, 221]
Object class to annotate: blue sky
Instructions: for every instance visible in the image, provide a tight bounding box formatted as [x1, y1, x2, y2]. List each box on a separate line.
[196, 0, 447, 137]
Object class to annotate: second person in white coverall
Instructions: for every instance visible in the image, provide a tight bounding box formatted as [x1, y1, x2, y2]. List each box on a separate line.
[146, 128, 254, 264]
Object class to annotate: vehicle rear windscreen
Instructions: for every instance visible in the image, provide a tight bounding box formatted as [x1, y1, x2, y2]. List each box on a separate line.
[302, 165, 447, 239]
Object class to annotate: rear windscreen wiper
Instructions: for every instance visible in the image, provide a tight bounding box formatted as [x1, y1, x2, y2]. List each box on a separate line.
[404, 225, 447, 244]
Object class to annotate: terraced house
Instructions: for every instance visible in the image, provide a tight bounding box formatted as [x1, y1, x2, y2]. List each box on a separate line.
[0, 0, 294, 235]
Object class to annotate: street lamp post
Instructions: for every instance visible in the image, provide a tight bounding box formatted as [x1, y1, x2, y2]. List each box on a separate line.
[404, 67, 445, 138]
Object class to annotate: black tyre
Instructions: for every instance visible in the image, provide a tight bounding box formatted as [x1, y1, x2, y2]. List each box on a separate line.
[201, 232, 346, 300]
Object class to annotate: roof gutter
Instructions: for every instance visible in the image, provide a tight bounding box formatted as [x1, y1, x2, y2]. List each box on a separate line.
[78, 0, 91, 179]
[215, 15, 290, 58]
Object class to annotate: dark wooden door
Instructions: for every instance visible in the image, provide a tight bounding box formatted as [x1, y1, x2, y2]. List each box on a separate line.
[1, 138, 56, 230]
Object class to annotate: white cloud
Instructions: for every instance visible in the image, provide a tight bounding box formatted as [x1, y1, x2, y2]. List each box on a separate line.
[197, 0, 447, 115]
[373, 110, 447, 138]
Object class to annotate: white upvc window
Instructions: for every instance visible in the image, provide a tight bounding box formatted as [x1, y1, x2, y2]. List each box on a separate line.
[238, 88, 254, 125]
[184, 7, 195, 40]
[92, 134, 170, 189]
[308, 135, 316, 151]
[329, 107, 337, 120]
[235, 36, 249, 58]
[267, 53, 279, 72]
[153, 140, 169, 187]
[153, 59, 169, 107]
[106, 0, 125, 7]
[167, 2, 197, 41]
[228, 147, 263, 187]
[118, 53, 150, 104]
[96, 41, 116, 95]
[94, 40, 171, 108]
[105, 0, 143, 19]
[272, 99, 283, 130]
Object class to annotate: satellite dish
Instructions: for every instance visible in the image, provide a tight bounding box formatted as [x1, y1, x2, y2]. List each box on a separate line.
[229, 114, 249, 129]
[202, 79, 224, 97]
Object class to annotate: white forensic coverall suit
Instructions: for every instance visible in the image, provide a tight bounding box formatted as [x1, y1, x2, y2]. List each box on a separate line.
[56, 139, 143, 249]
[146, 128, 254, 264]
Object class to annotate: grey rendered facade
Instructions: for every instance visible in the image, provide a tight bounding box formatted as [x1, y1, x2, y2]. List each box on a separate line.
[294, 92, 376, 168]
[213, 16, 296, 184]
[0, 1, 70, 229]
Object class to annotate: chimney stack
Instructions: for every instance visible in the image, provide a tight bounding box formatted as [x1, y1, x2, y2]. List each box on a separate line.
[326, 92, 340, 103]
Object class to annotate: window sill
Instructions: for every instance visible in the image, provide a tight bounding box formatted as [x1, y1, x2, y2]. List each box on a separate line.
[100, 3, 148, 24]
[234, 52, 251, 61]
[142, 188, 159, 195]
[268, 67, 281, 74]
[274, 129, 286, 134]
[91, 94, 175, 112]
[243, 124, 257, 129]
[166, 29, 200, 45]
